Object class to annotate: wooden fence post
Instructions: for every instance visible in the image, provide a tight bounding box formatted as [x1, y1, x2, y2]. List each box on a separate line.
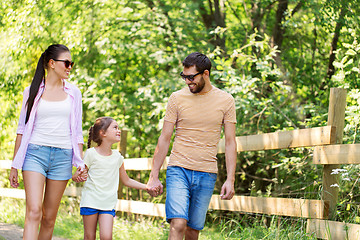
[117, 130, 128, 199]
[323, 88, 347, 218]
[118, 130, 128, 157]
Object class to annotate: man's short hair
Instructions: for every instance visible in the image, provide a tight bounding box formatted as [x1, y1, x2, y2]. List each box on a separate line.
[182, 52, 211, 75]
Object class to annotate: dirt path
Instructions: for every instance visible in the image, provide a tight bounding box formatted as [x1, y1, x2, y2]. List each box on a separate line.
[0, 222, 68, 240]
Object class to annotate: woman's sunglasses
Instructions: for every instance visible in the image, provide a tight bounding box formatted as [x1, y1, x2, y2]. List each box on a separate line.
[53, 59, 75, 68]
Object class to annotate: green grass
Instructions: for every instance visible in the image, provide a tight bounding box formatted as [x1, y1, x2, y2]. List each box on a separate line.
[202, 215, 317, 240]
[0, 197, 317, 239]
[0, 197, 168, 240]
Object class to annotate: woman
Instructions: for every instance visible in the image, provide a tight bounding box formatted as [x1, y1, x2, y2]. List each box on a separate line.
[8, 44, 86, 239]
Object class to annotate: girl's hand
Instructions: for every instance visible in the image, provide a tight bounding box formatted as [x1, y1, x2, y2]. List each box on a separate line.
[78, 167, 88, 182]
[146, 177, 163, 197]
[9, 168, 19, 188]
[72, 167, 84, 182]
[72, 166, 88, 182]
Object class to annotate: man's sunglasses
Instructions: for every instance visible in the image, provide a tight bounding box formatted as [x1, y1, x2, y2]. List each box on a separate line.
[53, 59, 75, 68]
[180, 71, 204, 81]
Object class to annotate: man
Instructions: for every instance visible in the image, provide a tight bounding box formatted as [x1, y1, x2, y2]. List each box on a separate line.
[147, 52, 237, 240]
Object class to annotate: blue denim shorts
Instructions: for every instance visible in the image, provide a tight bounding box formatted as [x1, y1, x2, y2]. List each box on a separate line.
[80, 207, 116, 217]
[22, 143, 73, 180]
[165, 166, 217, 230]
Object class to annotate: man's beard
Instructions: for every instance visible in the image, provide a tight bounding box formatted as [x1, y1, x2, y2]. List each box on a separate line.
[189, 76, 205, 93]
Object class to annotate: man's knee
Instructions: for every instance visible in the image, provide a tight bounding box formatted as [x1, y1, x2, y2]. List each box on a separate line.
[170, 218, 187, 233]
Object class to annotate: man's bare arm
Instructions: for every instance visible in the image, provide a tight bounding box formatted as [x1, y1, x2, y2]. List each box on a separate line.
[220, 122, 237, 200]
[147, 120, 175, 197]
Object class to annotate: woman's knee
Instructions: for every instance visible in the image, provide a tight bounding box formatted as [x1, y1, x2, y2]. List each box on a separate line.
[41, 213, 57, 229]
[26, 205, 42, 222]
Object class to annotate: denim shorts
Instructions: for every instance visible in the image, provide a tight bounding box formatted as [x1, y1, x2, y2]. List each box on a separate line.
[80, 207, 116, 217]
[22, 143, 73, 180]
[165, 166, 217, 230]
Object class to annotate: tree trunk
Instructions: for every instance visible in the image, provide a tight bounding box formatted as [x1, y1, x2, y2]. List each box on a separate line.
[195, 0, 226, 53]
[271, 0, 288, 76]
[248, 0, 275, 61]
[214, 0, 226, 51]
[326, 5, 347, 81]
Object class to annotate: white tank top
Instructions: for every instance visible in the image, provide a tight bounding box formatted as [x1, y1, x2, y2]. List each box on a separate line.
[29, 95, 72, 149]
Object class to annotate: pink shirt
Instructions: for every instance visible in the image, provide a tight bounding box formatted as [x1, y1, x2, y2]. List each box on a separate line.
[11, 80, 85, 169]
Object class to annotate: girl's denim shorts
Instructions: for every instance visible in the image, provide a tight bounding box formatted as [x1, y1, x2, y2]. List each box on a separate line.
[80, 207, 116, 217]
[22, 143, 73, 180]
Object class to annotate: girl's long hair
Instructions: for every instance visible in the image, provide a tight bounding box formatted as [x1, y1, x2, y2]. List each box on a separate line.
[87, 117, 114, 148]
[25, 44, 70, 124]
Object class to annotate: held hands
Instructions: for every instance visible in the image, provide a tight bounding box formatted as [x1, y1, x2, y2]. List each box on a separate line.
[146, 177, 163, 197]
[9, 168, 19, 188]
[72, 166, 88, 183]
[220, 179, 235, 200]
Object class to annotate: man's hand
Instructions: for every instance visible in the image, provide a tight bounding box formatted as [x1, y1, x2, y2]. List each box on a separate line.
[9, 168, 19, 188]
[146, 176, 163, 197]
[220, 179, 235, 200]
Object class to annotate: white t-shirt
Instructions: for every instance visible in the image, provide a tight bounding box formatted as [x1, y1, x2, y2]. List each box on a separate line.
[80, 147, 124, 210]
[29, 95, 72, 149]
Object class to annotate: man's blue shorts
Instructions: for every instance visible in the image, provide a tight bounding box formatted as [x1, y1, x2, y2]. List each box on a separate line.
[165, 166, 217, 230]
[80, 207, 116, 217]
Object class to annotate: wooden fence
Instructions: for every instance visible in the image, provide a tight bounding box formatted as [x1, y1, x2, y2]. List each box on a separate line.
[1, 88, 360, 239]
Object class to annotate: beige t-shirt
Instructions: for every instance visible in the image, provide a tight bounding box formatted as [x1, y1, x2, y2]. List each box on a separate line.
[80, 148, 124, 210]
[164, 86, 236, 173]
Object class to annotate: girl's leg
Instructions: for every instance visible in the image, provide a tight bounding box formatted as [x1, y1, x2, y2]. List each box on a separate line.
[83, 214, 99, 240]
[38, 178, 68, 240]
[23, 171, 46, 240]
[98, 214, 114, 240]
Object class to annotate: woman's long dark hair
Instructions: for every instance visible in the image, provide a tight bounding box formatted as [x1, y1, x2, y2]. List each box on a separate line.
[25, 44, 70, 124]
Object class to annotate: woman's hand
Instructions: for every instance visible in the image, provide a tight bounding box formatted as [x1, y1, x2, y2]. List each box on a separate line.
[9, 168, 19, 188]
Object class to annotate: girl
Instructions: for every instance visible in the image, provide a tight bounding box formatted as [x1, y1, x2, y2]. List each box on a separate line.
[8, 44, 86, 239]
[73, 117, 149, 240]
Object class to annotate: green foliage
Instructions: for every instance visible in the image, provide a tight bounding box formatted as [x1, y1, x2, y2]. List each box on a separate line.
[2, 0, 360, 226]
[332, 32, 360, 89]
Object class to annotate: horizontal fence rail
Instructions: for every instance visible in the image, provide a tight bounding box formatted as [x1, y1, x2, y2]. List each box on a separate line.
[0, 159, 169, 171]
[313, 144, 360, 164]
[217, 126, 336, 153]
[307, 219, 360, 240]
[0, 187, 329, 219]
[209, 195, 329, 219]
